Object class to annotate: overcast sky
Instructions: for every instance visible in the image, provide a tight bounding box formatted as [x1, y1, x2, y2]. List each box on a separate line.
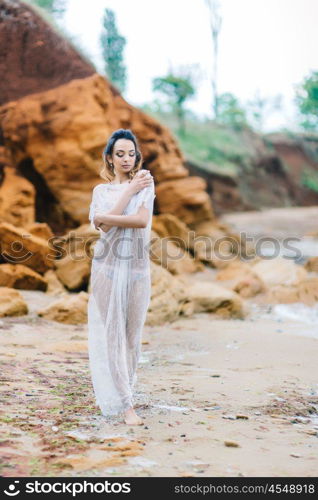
[62, 0, 318, 131]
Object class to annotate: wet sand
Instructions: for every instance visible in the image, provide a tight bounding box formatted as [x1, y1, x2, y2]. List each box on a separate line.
[0, 301, 317, 477]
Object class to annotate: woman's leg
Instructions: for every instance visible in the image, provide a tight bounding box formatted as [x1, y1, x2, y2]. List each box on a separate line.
[123, 275, 151, 425]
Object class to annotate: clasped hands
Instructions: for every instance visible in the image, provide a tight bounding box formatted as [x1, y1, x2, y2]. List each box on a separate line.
[94, 169, 153, 231]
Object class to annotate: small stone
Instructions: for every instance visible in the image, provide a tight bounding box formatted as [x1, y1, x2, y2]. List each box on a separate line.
[224, 440, 240, 447]
[222, 414, 236, 420]
[290, 416, 311, 424]
[236, 414, 249, 420]
[301, 429, 317, 436]
[52, 426, 59, 432]
[290, 453, 301, 458]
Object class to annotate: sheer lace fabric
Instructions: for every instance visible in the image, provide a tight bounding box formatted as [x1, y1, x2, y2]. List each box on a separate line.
[87, 181, 156, 416]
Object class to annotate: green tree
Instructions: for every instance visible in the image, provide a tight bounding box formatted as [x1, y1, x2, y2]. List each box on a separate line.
[152, 68, 196, 135]
[28, 0, 67, 18]
[100, 9, 127, 94]
[216, 92, 248, 130]
[295, 70, 318, 132]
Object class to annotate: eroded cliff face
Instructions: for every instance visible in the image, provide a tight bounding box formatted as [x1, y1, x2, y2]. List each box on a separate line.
[0, 0, 216, 235]
[186, 130, 318, 215]
[0, 73, 214, 233]
[0, 0, 96, 105]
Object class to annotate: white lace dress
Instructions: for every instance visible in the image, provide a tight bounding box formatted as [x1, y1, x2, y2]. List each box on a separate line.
[87, 180, 156, 416]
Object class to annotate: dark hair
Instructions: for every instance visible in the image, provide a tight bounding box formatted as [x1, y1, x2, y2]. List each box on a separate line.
[100, 128, 143, 182]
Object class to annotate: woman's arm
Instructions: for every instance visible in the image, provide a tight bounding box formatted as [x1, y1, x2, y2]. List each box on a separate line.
[95, 205, 149, 229]
[94, 188, 134, 232]
[94, 170, 153, 232]
[108, 189, 134, 216]
[94, 173, 153, 232]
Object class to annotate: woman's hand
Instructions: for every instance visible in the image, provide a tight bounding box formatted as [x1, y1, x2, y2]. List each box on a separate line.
[126, 169, 153, 195]
[94, 212, 111, 231]
[99, 223, 112, 233]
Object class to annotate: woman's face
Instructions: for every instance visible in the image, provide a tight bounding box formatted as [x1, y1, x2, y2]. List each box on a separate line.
[109, 138, 136, 174]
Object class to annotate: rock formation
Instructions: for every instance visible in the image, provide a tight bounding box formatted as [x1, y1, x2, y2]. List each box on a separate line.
[0, 0, 95, 105]
[0, 0, 316, 324]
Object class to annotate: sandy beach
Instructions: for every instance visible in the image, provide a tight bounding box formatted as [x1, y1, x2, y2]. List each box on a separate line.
[1, 296, 317, 477]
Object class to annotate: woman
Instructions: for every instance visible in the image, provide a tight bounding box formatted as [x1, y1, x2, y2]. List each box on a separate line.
[88, 129, 156, 426]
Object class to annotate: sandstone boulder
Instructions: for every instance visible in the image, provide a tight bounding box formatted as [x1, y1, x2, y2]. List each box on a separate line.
[185, 281, 246, 319]
[267, 277, 318, 306]
[152, 214, 192, 249]
[251, 257, 307, 287]
[0, 287, 28, 317]
[0, 166, 35, 228]
[233, 274, 266, 298]
[37, 291, 88, 324]
[26, 222, 54, 242]
[155, 177, 213, 225]
[43, 269, 67, 296]
[216, 259, 266, 298]
[146, 261, 193, 326]
[54, 252, 91, 291]
[189, 220, 256, 268]
[216, 260, 255, 281]
[150, 230, 204, 275]
[52, 224, 97, 290]
[0, 222, 57, 273]
[0, 263, 47, 291]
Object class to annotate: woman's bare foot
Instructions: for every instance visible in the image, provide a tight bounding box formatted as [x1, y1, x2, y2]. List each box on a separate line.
[123, 407, 144, 426]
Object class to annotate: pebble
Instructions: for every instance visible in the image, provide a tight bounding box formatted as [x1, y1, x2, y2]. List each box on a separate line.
[290, 416, 311, 424]
[51, 426, 59, 432]
[236, 414, 249, 420]
[290, 453, 301, 458]
[224, 440, 240, 447]
[222, 414, 236, 420]
[301, 429, 318, 436]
